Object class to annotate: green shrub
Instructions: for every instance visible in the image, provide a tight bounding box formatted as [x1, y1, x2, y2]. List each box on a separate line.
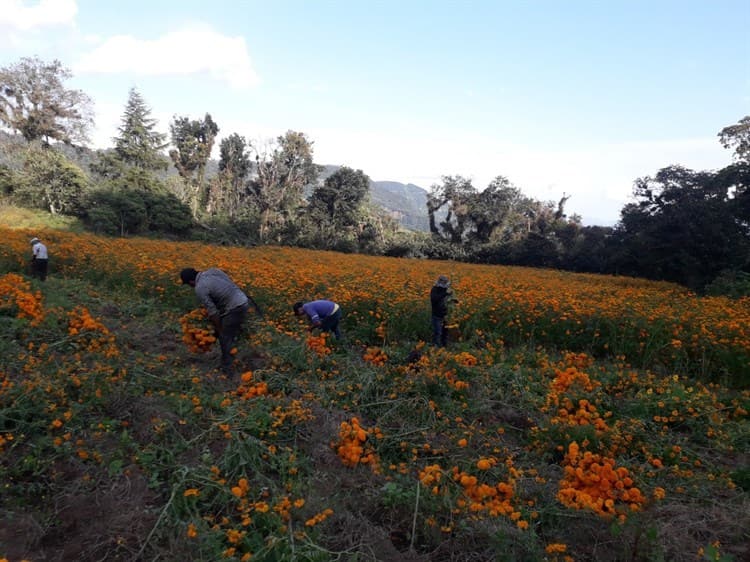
[705, 269, 750, 298]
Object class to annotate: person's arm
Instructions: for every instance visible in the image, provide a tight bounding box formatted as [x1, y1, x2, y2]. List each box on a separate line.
[208, 313, 222, 335]
[305, 305, 322, 330]
[195, 285, 221, 334]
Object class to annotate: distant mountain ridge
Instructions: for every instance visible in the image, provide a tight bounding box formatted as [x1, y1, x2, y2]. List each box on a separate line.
[369, 180, 430, 231]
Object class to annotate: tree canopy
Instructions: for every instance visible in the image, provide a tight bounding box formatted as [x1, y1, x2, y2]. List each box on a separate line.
[169, 113, 219, 215]
[718, 115, 750, 163]
[0, 56, 93, 145]
[616, 164, 750, 289]
[209, 133, 252, 218]
[248, 130, 320, 242]
[309, 166, 371, 229]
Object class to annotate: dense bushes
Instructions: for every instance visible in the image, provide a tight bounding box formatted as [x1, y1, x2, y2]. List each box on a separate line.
[82, 188, 191, 236]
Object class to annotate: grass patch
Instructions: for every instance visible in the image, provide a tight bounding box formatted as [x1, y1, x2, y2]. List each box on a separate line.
[0, 202, 85, 231]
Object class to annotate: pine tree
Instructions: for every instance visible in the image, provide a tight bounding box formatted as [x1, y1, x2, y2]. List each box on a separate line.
[113, 88, 168, 171]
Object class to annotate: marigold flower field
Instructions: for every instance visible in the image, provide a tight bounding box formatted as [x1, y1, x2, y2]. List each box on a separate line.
[0, 227, 748, 561]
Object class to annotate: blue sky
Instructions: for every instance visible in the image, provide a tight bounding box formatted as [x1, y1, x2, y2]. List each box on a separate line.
[1, 0, 748, 225]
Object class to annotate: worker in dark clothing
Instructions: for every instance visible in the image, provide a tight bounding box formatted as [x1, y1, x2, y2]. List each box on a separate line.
[430, 275, 457, 347]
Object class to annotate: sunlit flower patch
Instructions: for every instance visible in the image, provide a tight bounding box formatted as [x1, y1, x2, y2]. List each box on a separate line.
[0, 272, 44, 325]
[557, 441, 647, 521]
[180, 308, 216, 353]
[335, 417, 382, 472]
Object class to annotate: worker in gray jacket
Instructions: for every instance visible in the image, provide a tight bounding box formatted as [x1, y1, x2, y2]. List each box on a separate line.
[180, 267, 254, 376]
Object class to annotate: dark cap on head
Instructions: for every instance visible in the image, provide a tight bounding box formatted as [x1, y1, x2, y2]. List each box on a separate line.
[180, 268, 198, 285]
[292, 301, 304, 313]
[435, 275, 450, 288]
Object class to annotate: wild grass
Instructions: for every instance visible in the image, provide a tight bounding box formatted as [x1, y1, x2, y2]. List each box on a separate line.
[0, 226, 748, 562]
[0, 202, 85, 232]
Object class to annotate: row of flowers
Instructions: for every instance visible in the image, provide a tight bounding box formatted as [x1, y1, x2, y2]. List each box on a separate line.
[2, 227, 749, 383]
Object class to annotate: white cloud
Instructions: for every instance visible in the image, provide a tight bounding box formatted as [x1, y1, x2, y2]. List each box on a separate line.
[74, 24, 259, 89]
[0, 0, 77, 30]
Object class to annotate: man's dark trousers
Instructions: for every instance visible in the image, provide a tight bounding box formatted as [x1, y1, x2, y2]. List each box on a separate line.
[219, 303, 249, 373]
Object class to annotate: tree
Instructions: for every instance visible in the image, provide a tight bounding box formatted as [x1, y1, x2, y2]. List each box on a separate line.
[219, 133, 251, 179]
[209, 133, 251, 217]
[169, 113, 219, 216]
[0, 56, 93, 145]
[717, 117, 750, 236]
[248, 130, 320, 242]
[112, 88, 168, 171]
[309, 166, 370, 229]
[718, 116, 750, 163]
[13, 145, 89, 215]
[91, 89, 168, 181]
[616, 165, 749, 290]
[0, 164, 14, 196]
[716, 162, 750, 227]
[426, 175, 476, 243]
[357, 203, 401, 255]
[466, 176, 532, 243]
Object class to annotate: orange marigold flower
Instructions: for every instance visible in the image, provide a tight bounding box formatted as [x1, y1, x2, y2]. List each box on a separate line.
[477, 458, 492, 470]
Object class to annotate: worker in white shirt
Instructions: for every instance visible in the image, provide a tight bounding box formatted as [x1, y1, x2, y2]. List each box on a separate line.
[30, 237, 49, 281]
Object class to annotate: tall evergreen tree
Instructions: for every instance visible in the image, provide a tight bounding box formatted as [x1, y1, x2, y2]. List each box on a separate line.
[113, 88, 168, 171]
